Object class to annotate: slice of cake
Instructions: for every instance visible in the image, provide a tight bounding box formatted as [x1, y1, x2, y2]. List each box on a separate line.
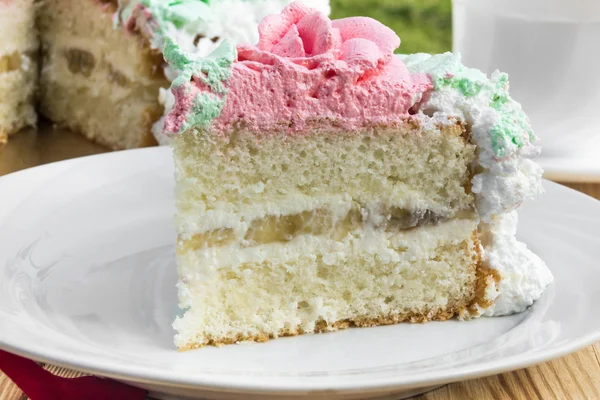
[37, 0, 170, 149]
[163, 2, 553, 350]
[0, 0, 38, 144]
[37, 0, 330, 149]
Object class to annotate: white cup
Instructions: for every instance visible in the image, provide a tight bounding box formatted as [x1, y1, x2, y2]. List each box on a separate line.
[453, 0, 600, 157]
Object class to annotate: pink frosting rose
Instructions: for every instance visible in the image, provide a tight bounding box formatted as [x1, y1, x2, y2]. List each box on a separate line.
[169, 2, 433, 134]
[247, 2, 400, 77]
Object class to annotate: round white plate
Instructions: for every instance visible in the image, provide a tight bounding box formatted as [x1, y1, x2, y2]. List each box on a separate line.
[1, 148, 599, 400]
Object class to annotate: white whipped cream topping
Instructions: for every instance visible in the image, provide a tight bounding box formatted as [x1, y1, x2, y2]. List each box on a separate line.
[401, 53, 543, 221]
[427, 89, 544, 222]
[479, 211, 553, 316]
[425, 87, 545, 221]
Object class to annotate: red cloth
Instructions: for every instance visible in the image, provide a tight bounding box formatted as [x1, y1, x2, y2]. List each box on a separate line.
[0, 349, 147, 400]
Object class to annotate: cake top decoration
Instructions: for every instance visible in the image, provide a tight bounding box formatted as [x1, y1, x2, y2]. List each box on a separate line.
[164, 1, 433, 134]
[160, 2, 543, 223]
[250, 2, 398, 74]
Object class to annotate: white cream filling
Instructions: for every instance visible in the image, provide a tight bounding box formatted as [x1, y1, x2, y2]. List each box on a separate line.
[176, 194, 354, 235]
[178, 217, 478, 273]
[175, 189, 459, 236]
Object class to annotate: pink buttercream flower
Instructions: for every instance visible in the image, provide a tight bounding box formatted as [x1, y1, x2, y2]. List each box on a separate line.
[163, 1, 433, 135]
[237, 1, 401, 76]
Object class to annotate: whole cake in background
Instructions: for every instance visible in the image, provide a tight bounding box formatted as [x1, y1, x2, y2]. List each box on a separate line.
[36, 0, 330, 149]
[164, 2, 553, 350]
[0, 0, 38, 144]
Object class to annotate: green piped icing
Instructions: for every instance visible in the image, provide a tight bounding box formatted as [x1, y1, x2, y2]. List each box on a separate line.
[404, 53, 487, 98]
[163, 37, 236, 133]
[487, 72, 534, 156]
[489, 72, 509, 110]
[164, 36, 234, 92]
[444, 77, 483, 97]
[401, 52, 536, 158]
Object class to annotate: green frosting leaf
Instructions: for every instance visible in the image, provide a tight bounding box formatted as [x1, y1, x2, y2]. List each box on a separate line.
[183, 92, 227, 130]
[164, 36, 235, 92]
[163, 37, 236, 133]
[487, 71, 535, 157]
[439, 77, 483, 97]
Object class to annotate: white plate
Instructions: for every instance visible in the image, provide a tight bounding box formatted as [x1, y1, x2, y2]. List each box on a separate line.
[1, 148, 599, 400]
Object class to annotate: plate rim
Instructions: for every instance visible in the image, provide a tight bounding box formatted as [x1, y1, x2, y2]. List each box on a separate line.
[0, 149, 599, 393]
[1, 326, 599, 393]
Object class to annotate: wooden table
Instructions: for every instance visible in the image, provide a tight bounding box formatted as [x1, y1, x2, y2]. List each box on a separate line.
[1, 124, 599, 400]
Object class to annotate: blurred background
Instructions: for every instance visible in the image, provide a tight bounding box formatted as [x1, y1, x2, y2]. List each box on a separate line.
[331, 0, 452, 54]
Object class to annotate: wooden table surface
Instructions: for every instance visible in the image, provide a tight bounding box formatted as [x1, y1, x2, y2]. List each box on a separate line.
[1, 123, 599, 400]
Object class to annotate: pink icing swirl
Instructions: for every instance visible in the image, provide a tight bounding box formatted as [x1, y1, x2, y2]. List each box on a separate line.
[168, 2, 433, 134]
[251, 2, 399, 76]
